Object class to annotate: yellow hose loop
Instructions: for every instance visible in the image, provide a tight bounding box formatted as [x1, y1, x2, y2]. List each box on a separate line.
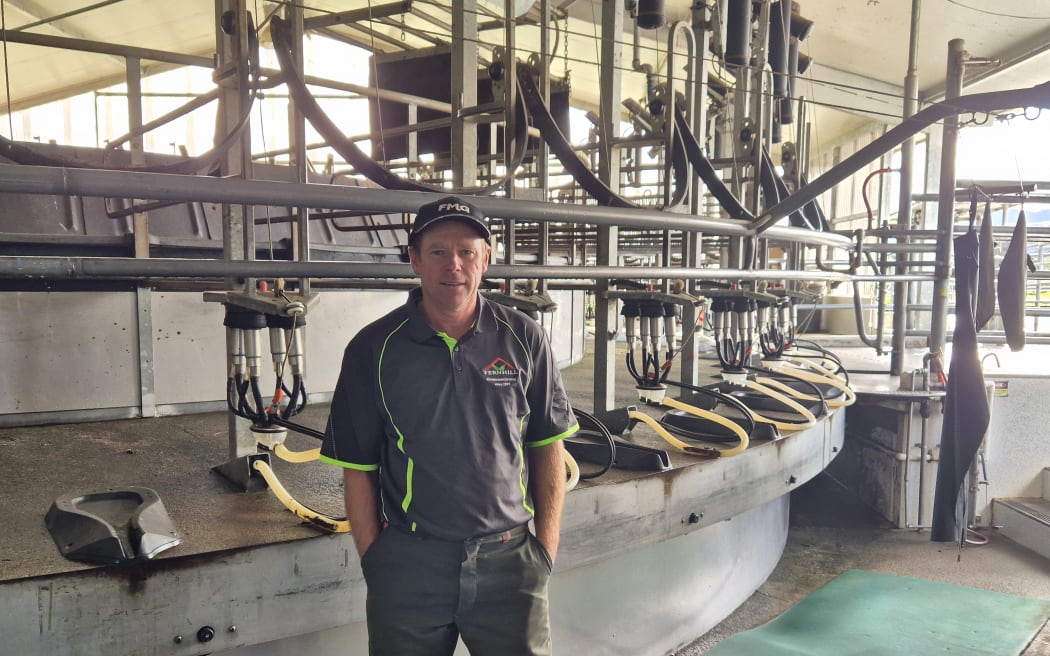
[753, 376, 822, 402]
[631, 400, 749, 458]
[273, 443, 322, 463]
[252, 459, 350, 533]
[660, 397, 750, 453]
[782, 354, 850, 385]
[784, 353, 841, 373]
[767, 362, 856, 407]
[629, 410, 710, 455]
[564, 450, 580, 491]
[743, 380, 817, 431]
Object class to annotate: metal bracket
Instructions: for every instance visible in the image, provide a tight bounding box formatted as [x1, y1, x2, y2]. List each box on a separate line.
[213, 452, 272, 492]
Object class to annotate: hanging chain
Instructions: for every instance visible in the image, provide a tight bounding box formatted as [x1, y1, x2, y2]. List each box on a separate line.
[562, 14, 570, 83]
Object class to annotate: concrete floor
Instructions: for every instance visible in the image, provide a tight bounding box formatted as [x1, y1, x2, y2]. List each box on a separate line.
[3, 334, 1048, 655]
[679, 472, 1050, 655]
[558, 336, 1050, 655]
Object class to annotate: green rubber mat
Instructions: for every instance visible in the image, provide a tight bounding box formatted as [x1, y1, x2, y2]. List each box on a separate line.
[706, 569, 1050, 656]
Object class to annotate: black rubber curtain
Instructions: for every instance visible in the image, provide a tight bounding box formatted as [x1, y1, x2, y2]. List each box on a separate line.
[975, 202, 995, 331]
[930, 229, 990, 543]
[998, 210, 1029, 351]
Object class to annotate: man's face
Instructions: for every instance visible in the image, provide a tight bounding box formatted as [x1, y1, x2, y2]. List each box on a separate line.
[409, 220, 491, 316]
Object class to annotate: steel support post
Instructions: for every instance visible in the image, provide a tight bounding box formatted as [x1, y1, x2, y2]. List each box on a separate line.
[593, 0, 624, 412]
[679, 11, 710, 389]
[286, 4, 311, 297]
[452, 0, 479, 188]
[537, 0, 551, 295]
[678, 8, 714, 387]
[927, 39, 966, 358]
[126, 56, 157, 419]
[891, 0, 922, 375]
[215, 0, 263, 491]
[503, 0, 519, 296]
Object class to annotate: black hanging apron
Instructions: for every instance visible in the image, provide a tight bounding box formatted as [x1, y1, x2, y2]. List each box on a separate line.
[975, 202, 995, 332]
[931, 230, 990, 543]
[998, 209, 1028, 351]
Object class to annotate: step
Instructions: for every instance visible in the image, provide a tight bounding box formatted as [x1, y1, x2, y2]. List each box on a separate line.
[993, 497, 1050, 561]
[1043, 467, 1049, 499]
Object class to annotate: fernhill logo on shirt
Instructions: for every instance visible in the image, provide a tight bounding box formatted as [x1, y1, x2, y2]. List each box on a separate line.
[483, 357, 518, 386]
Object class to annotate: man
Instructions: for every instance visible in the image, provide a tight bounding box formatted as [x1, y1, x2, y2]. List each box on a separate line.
[320, 195, 579, 656]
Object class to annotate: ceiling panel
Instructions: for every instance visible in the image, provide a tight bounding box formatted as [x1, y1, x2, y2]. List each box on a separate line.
[0, 0, 1047, 150]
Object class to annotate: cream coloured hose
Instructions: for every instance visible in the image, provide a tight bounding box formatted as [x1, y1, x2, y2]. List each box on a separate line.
[734, 379, 817, 432]
[631, 399, 749, 458]
[564, 450, 580, 491]
[762, 358, 856, 407]
[252, 459, 350, 533]
[272, 442, 321, 463]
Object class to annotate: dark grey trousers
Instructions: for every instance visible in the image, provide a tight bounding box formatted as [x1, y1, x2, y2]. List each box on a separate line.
[361, 524, 553, 656]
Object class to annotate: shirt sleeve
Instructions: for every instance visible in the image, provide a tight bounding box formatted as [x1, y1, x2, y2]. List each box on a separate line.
[522, 321, 579, 447]
[319, 336, 383, 470]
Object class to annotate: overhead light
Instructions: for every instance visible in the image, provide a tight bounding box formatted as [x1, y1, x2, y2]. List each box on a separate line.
[790, 2, 814, 40]
[633, 0, 666, 30]
[797, 51, 812, 75]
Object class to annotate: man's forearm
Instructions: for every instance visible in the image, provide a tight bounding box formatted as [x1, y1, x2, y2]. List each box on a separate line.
[528, 440, 567, 563]
[344, 468, 381, 558]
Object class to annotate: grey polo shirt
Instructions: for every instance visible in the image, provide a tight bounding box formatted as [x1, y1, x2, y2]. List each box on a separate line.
[320, 289, 579, 541]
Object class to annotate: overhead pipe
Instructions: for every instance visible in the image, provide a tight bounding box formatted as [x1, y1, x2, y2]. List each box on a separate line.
[0, 29, 213, 70]
[0, 255, 885, 282]
[0, 163, 852, 248]
[302, 1, 412, 30]
[751, 79, 1050, 235]
[0, 255, 934, 285]
[724, 0, 753, 67]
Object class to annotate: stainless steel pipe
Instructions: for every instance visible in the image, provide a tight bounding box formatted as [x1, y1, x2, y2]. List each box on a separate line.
[0, 163, 851, 249]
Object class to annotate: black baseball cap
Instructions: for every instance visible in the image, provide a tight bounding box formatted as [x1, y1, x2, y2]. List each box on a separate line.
[409, 196, 490, 245]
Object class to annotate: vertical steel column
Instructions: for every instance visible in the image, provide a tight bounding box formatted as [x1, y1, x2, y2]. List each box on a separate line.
[215, 0, 261, 489]
[593, 0, 625, 411]
[452, 0, 479, 188]
[537, 0, 551, 295]
[126, 56, 157, 419]
[891, 0, 922, 375]
[679, 7, 714, 388]
[928, 39, 966, 357]
[503, 0, 519, 295]
[286, 4, 311, 296]
[667, 17, 701, 386]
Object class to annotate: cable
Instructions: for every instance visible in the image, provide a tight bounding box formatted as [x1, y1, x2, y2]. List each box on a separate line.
[270, 15, 529, 195]
[572, 409, 616, 479]
[964, 527, 990, 545]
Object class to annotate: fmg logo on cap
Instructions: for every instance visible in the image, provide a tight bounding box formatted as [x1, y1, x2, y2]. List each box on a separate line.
[438, 201, 473, 215]
[483, 357, 519, 387]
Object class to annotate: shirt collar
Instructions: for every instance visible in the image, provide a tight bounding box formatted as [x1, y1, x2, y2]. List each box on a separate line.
[404, 287, 498, 342]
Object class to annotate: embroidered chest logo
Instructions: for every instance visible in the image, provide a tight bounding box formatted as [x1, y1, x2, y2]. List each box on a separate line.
[482, 357, 519, 387]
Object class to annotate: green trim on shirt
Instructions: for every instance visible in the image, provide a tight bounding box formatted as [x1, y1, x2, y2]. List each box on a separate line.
[525, 422, 581, 448]
[318, 454, 379, 471]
